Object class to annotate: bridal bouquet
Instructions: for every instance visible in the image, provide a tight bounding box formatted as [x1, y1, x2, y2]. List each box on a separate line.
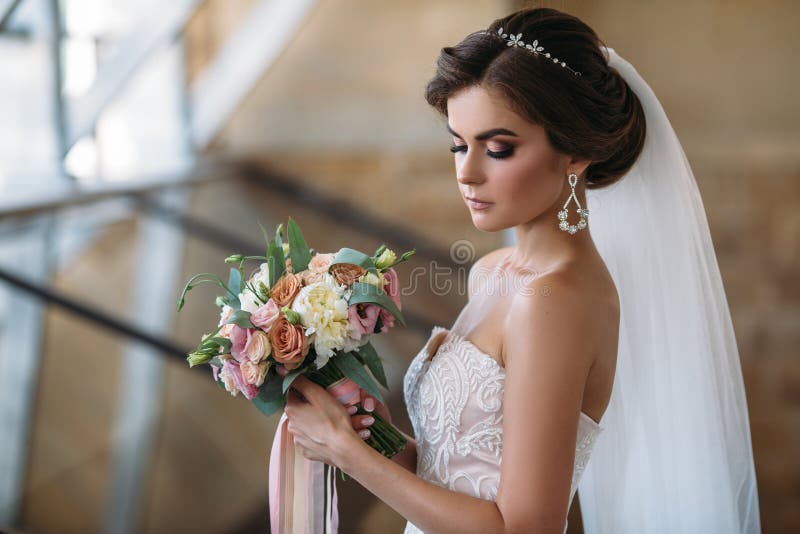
[176, 217, 414, 464]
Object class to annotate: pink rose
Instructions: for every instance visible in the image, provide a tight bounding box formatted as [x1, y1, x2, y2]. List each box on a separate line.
[348, 303, 381, 339]
[230, 325, 251, 363]
[383, 268, 402, 309]
[244, 329, 270, 363]
[221, 359, 259, 399]
[378, 268, 401, 333]
[251, 299, 280, 330]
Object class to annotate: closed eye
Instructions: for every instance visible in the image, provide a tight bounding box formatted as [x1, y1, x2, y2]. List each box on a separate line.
[449, 144, 514, 159]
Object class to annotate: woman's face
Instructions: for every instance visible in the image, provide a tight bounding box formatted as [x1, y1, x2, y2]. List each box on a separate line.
[446, 84, 573, 232]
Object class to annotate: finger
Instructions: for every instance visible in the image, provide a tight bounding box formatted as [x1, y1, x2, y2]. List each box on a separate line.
[290, 375, 324, 405]
[363, 396, 375, 412]
[350, 414, 375, 430]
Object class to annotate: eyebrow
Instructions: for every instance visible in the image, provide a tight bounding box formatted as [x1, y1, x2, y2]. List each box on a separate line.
[447, 124, 519, 140]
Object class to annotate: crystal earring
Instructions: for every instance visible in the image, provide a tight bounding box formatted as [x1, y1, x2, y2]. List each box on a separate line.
[557, 172, 588, 235]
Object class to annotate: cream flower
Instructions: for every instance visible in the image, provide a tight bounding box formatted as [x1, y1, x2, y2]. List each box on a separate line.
[290, 273, 351, 364]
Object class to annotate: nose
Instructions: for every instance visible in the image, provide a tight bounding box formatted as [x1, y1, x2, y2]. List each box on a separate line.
[456, 149, 486, 185]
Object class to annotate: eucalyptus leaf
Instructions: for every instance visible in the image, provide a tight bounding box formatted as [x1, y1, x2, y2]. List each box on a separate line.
[282, 369, 304, 394]
[357, 342, 388, 390]
[287, 218, 311, 273]
[252, 371, 286, 417]
[226, 268, 243, 308]
[331, 248, 377, 274]
[226, 309, 254, 329]
[333, 352, 383, 403]
[348, 282, 405, 327]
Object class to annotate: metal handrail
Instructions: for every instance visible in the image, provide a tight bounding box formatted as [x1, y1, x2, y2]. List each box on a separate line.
[0, 265, 193, 364]
[0, 160, 232, 219]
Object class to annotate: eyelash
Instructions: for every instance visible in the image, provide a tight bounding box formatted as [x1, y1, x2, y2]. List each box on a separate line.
[449, 144, 514, 159]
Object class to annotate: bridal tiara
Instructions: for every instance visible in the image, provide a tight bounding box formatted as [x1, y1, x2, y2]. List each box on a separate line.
[482, 27, 582, 77]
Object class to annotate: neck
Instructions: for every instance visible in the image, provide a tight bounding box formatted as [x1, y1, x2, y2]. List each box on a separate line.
[505, 181, 596, 275]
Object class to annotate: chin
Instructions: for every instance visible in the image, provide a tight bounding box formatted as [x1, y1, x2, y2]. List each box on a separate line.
[470, 214, 507, 233]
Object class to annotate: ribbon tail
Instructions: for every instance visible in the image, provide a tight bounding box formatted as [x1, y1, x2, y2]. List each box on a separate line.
[270, 412, 293, 533]
[269, 411, 336, 534]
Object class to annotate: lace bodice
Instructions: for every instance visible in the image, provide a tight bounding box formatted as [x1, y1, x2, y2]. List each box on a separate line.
[402, 326, 605, 534]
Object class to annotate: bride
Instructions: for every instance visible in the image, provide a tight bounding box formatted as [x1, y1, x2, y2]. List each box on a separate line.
[282, 7, 761, 533]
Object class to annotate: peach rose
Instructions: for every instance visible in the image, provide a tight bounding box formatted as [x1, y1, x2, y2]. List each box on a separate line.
[269, 314, 310, 371]
[241, 360, 270, 387]
[298, 269, 324, 286]
[270, 273, 301, 307]
[329, 263, 366, 286]
[309, 253, 335, 274]
[244, 329, 270, 363]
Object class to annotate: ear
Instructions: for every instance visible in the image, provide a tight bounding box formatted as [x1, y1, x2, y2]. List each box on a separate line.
[567, 156, 592, 181]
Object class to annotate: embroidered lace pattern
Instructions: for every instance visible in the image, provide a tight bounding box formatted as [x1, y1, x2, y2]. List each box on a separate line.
[402, 326, 605, 534]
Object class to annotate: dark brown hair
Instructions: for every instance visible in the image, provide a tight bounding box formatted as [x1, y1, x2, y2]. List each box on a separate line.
[425, 7, 646, 189]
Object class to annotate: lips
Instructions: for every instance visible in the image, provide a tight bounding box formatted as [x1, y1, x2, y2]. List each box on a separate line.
[465, 196, 493, 210]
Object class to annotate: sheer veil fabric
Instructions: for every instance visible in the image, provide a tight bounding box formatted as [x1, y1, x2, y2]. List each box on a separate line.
[578, 47, 761, 533]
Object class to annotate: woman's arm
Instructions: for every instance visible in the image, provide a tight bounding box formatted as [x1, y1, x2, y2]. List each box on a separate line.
[388, 427, 417, 473]
[338, 435, 505, 534]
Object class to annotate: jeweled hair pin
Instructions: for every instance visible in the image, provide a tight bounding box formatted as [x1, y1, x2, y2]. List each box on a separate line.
[483, 27, 582, 76]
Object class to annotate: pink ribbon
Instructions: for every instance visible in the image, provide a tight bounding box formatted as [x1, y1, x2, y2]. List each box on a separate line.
[269, 376, 362, 533]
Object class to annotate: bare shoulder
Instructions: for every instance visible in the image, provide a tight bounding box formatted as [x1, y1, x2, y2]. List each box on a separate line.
[504, 264, 618, 366]
[467, 246, 514, 300]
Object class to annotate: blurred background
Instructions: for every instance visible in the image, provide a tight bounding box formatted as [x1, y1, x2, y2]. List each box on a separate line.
[0, 0, 796, 532]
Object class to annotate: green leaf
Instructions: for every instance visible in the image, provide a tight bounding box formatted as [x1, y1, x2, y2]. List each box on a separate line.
[226, 268, 242, 308]
[287, 217, 311, 273]
[226, 309, 254, 328]
[331, 248, 378, 274]
[266, 239, 286, 288]
[333, 352, 383, 403]
[208, 336, 232, 351]
[282, 368, 304, 394]
[348, 282, 405, 327]
[357, 342, 388, 389]
[258, 221, 272, 257]
[274, 223, 284, 249]
[252, 371, 286, 417]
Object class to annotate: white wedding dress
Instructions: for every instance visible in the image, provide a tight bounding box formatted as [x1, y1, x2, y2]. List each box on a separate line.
[402, 325, 605, 534]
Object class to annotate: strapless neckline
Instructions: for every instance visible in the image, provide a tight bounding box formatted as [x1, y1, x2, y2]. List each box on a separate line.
[425, 326, 604, 430]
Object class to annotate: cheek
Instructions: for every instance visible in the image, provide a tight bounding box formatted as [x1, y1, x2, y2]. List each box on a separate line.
[494, 159, 552, 202]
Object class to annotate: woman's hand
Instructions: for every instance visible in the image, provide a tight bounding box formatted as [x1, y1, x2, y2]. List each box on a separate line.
[347, 388, 393, 441]
[284, 375, 363, 466]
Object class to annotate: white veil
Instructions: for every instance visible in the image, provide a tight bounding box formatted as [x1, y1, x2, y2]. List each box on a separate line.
[579, 47, 761, 533]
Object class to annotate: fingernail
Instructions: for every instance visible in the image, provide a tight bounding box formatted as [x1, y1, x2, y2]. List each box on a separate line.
[364, 398, 375, 412]
[363, 416, 374, 426]
[347, 406, 357, 415]
[358, 429, 371, 439]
